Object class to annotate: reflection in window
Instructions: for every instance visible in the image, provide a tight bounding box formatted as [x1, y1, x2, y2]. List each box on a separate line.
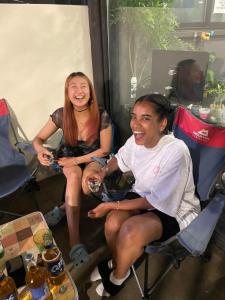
[168, 59, 205, 104]
[107, 1, 225, 140]
[150, 50, 209, 106]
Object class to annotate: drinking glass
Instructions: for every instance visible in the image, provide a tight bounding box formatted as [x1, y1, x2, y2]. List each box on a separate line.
[33, 229, 53, 252]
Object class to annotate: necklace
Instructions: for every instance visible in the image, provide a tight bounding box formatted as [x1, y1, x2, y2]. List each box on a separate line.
[74, 106, 89, 112]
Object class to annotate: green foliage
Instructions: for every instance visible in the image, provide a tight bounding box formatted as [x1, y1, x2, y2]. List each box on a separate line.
[111, 0, 173, 8]
[205, 82, 225, 99]
[109, 4, 193, 85]
[110, 6, 191, 50]
[204, 53, 225, 100]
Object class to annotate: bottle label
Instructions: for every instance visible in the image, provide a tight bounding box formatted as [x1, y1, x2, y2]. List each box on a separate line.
[2, 293, 18, 300]
[47, 257, 64, 276]
[30, 283, 50, 300]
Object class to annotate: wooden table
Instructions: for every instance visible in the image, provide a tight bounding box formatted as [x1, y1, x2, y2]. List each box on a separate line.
[0, 211, 78, 300]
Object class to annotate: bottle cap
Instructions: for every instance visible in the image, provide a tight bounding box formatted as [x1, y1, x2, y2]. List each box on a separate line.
[24, 253, 34, 263]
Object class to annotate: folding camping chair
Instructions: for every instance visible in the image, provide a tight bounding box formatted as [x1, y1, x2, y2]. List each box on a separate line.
[132, 106, 225, 299]
[0, 98, 39, 217]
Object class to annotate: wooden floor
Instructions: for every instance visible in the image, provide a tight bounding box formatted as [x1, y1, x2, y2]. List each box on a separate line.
[1, 173, 225, 300]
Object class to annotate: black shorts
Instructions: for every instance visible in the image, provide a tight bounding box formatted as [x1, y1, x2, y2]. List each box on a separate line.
[125, 192, 180, 242]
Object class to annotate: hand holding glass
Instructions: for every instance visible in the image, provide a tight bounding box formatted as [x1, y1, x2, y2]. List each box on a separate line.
[87, 178, 101, 193]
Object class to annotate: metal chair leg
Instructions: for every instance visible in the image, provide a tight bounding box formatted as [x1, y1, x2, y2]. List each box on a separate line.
[132, 252, 182, 299]
[131, 265, 145, 298]
[146, 263, 174, 296]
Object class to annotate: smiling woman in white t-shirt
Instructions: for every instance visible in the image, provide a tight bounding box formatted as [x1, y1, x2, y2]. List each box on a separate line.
[87, 94, 200, 297]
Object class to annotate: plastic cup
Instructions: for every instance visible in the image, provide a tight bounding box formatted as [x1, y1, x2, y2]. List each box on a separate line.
[191, 105, 201, 116]
[199, 107, 210, 120]
[33, 229, 53, 252]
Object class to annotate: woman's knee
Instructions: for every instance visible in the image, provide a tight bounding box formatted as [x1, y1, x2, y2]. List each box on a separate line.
[117, 214, 163, 249]
[64, 167, 82, 185]
[105, 212, 123, 236]
[117, 222, 138, 248]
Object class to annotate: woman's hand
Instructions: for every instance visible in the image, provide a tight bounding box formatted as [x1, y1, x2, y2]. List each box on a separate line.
[37, 148, 53, 166]
[58, 157, 78, 168]
[88, 202, 112, 218]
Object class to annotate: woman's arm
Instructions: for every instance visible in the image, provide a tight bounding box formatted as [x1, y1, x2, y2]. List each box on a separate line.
[32, 118, 58, 166]
[88, 197, 154, 218]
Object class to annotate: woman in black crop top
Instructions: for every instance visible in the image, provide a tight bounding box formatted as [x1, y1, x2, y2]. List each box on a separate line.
[33, 72, 112, 267]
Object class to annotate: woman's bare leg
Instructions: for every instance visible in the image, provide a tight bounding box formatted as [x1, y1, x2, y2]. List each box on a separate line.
[113, 212, 163, 279]
[104, 210, 140, 264]
[63, 165, 82, 247]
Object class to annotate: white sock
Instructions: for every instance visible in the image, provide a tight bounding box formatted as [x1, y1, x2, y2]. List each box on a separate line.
[109, 269, 130, 285]
[95, 268, 131, 297]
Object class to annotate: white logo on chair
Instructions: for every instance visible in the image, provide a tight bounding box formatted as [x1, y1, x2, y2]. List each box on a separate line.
[192, 129, 209, 142]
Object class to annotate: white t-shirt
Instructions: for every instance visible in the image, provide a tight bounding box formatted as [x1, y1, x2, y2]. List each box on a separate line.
[115, 134, 200, 230]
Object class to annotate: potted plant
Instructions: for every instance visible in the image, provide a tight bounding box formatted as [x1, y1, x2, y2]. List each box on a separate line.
[204, 82, 225, 103]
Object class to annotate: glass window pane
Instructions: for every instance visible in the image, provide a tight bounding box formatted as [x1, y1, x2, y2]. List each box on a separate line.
[211, 0, 225, 23]
[172, 0, 206, 23]
[108, 1, 225, 140]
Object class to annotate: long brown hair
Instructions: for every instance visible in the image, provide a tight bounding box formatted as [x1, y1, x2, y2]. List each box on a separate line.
[63, 72, 100, 146]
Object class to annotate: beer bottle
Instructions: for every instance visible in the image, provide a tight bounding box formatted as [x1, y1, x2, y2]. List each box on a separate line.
[42, 244, 65, 286]
[36, 253, 44, 267]
[25, 263, 53, 300]
[0, 271, 19, 300]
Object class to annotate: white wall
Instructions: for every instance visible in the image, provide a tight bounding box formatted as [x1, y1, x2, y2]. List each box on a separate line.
[0, 4, 93, 143]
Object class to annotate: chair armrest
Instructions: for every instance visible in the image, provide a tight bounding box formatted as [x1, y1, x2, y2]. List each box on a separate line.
[145, 236, 177, 254]
[177, 193, 225, 256]
[15, 142, 36, 156]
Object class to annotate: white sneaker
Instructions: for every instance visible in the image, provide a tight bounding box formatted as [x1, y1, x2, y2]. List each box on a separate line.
[96, 282, 110, 297]
[90, 259, 114, 282]
[90, 266, 101, 282]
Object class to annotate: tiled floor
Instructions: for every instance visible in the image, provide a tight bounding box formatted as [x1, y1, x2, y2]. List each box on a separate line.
[1, 173, 225, 300]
